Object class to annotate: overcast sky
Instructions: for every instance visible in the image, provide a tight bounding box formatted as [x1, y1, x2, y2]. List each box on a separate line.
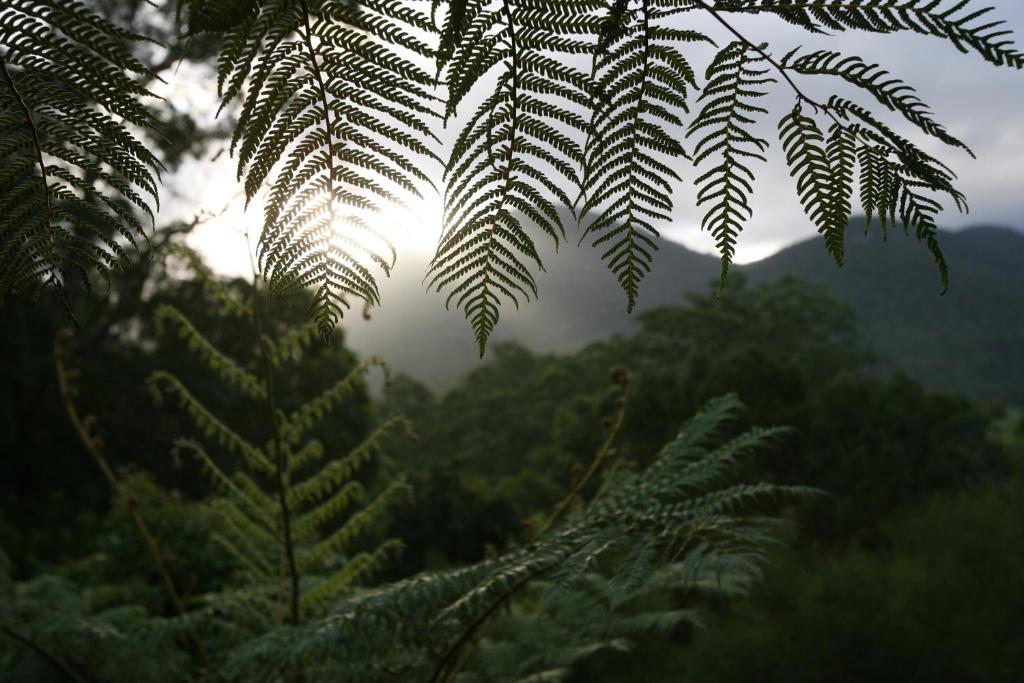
[163, 1, 1024, 276]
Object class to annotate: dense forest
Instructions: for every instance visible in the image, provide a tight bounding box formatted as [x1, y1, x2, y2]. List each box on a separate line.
[2, 0, 1023, 681]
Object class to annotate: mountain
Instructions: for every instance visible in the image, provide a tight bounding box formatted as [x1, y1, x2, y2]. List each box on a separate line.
[341, 219, 1024, 403]
[745, 219, 1024, 403]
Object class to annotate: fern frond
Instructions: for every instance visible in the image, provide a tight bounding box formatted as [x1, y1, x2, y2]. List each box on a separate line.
[687, 40, 773, 287]
[285, 356, 387, 438]
[783, 49, 972, 154]
[778, 106, 853, 265]
[217, 395, 809, 681]
[148, 371, 273, 475]
[216, 0, 441, 340]
[0, 0, 161, 308]
[155, 304, 267, 400]
[428, 0, 601, 354]
[723, 0, 1024, 68]
[580, 1, 710, 311]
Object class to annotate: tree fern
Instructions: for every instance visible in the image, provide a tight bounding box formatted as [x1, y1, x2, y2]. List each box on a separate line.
[208, 0, 441, 340]
[579, 1, 710, 311]
[0, 0, 161, 310]
[5, 0, 1017, 349]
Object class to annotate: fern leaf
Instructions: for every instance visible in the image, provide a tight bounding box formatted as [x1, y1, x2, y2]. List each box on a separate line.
[216, 0, 441, 340]
[783, 49, 972, 154]
[0, 0, 161, 309]
[580, 1, 710, 311]
[428, 0, 600, 354]
[687, 40, 773, 288]
[726, 0, 1024, 68]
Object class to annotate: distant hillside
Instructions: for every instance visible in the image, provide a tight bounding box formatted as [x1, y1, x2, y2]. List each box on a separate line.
[745, 219, 1024, 403]
[341, 232, 722, 388]
[341, 219, 1024, 402]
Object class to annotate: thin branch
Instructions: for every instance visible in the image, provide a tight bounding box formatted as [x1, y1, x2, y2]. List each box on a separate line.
[54, 330, 211, 667]
[536, 367, 630, 539]
[247, 236, 301, 626]
[433, 368, 631, 682]
[0, 625, 87, 683]
[695, 0, 844, 127]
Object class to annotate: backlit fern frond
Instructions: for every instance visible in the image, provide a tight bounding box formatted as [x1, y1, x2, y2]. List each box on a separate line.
[212, 0, 441, 340]
[428, 0, 602, 354]
[579, 0, 710, 312]
[778, 107, 853, 265]
[0, 0, 161, 309]
[783, 49, 971, 154]
[687, 40, 773, 287]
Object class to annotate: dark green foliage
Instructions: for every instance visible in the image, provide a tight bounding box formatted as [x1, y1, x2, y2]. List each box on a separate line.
[148, 248, 408, 627]
[684, 482, 1024, 683]
[0, 0, 161, 309]
[205, 395, 808, 681]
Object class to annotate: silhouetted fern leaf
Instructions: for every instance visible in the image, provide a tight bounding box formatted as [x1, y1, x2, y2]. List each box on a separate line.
[580, 0, 710, 311]
[0, 0, 161, 310]
[427, 0, 599, 354]
[687, 40, 773, 287]
[213, 0, 441, 340]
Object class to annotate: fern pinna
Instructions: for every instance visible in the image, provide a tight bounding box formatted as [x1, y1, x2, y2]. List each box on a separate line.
[205, 0, 441, 340]
[428, 0, 601, 354]
[147, 248, 406, 629]
[0, 0, 161, 309]
[173, 0, 1022, 352]
[579, 1, 710, 312]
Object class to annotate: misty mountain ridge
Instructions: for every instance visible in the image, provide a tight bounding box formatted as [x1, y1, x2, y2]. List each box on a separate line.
[340, 217, 1024, 403]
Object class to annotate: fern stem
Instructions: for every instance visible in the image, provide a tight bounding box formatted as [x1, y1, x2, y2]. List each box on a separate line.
[695, 0, 843, 128]
[0, 625, 87, 683]
[436, 369, 631, 682]
[53, 329, 211, 667]
[537, 367, 631, 538]
[251, 284, 301, 625]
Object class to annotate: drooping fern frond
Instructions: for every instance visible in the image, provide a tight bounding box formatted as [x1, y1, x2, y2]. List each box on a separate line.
[782, 49, 972, 154]
[687, 40, 773, 287]
[216, 394, 813, 682]
[427, 0, 601, 354]
[210, 0, 441, 340]
[718, 0, 1024, 68]
[579, 0, 710, 311]
[778, 106, 853, 265]
[0, 0, 161, 309]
